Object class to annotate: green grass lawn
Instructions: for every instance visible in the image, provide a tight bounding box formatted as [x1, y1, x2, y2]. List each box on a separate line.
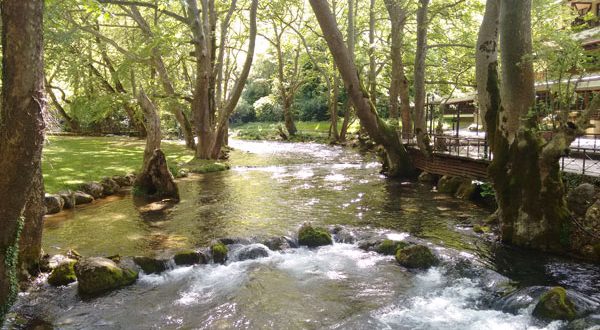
[43, 136, 194, 193]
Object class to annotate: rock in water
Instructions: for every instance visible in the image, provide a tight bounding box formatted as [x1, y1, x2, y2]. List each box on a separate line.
[73, 191, 94, 205]
[233, 244, 270, 261]
[173, 250, 207, 266]
[376, 240, 408, 256]
[44, 194, 64, 214]
[48, 260, 77, 287]
[437, 176, 465, 194]
[74, 257, 138, 297]
[211, 242, 229, 264]
[100, 177, 120, 195]
[298, 223, 333, 247]
[418, 172, 436, 184]
[134, 149, 179, 201]
[133, 256, 170, 274]
[395, 245, 439, 269]
[567, 183, 596, 217]
[532, 287, 577, 321]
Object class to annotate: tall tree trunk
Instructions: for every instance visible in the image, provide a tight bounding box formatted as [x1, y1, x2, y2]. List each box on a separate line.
[18, 167, 45, 280]
[385, 0, 410, 139]
[414, 0, 431, 152]
[275, 39, 297, 136]
[137, 89, 161, 168]
[477, 0, 590, 253]
[309, 0, 414, 177]
[0, 0, 46, 322]
[331, 68, 340, 142]
[368, 0, 377, 107]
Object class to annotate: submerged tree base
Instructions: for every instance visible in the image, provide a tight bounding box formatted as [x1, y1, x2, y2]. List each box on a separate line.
[134, 149, 179, 201]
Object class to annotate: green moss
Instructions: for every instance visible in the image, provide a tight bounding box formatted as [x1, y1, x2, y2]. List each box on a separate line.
[48, 260, 77, 286]
[376, 240, 408, 256]
[395, 245, 439, 270]
[133, 256, 168, 274]
[473, 224, 490, 234]
[211, 243, 228, 264]
[532, 287, 577, 321]
[173, 250, 203, 266]
[75, 258, 138, 296]
[298, 224, 333, 248]
[183, 159, 230, 174]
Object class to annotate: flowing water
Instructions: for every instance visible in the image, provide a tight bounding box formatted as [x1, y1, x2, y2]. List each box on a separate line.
[6, 139, 600, 329]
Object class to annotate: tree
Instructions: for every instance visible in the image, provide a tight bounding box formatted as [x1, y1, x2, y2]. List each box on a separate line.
[0, 0, 46, 322]
[309, 0, 414, 177]
[477, 0, 599, 252]
[384, 0, 411, 138]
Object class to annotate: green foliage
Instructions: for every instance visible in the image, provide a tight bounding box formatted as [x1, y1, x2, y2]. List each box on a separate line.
[1, 217, 24, 324]
[478, 182, 495, 199]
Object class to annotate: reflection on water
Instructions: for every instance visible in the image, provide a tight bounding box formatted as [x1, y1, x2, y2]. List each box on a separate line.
[43, 139, 488, 257]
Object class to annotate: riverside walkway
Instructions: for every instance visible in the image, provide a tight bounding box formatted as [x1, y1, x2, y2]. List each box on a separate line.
[406, 134, 600, 179]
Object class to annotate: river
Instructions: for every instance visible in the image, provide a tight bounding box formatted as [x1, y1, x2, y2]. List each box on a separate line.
[6, 139, 600, 329]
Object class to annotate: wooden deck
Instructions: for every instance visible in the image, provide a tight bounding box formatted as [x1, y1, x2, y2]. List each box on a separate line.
[407, 147, 490, 180]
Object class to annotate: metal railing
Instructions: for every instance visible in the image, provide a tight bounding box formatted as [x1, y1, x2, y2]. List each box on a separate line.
[404, 133, 600, 177]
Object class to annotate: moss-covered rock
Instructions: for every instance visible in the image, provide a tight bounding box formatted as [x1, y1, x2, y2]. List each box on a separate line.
[473, 224, 490, 234]
[395, 245, 439, 270]
[74, 257, 138, 297]
[375, 240, 408, 256]
[48, 260, 77, 287]
[532, 287, 577, 321]
[173, 250, 207, 266]
[184, 159, 231, 174]
[133, 256, 169, 274]
[298, 223, 333, 248]
[437, 176, 466, 195]
[455, 180, 478, 200]
[418, 172, 437, 184]
[211, 243, 229, 264]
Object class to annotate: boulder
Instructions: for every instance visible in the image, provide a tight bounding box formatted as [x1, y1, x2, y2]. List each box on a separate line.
[74, 257, 138, 296]
[73, 191, 94, 205]
[455, 180, 479, 200]
[232, 244, 270, 261]
[48, 260, 77, 287]
[81, 182, 104, 199]
[395, 245, 439, 270]
[262, 236, 294, 251]
[437, 176, 466, 194]
[532, 287, 577, 321]
[112, 175, 133, 187]
[44, 194, 64, 215]
[473, 224, 490, 234]
[298, 223, 333, 248]
[173, 250, 207, 266]
[133, 256, 169, 274]
[568, 183, 596, 217]
[211, 242, 229, 264]
[59, 192, 76, 209]
[418, 172, 437, 184]
[375, 240, 408, 256]
[100, 177, 120, 196]
[333, 228, 356, 244]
